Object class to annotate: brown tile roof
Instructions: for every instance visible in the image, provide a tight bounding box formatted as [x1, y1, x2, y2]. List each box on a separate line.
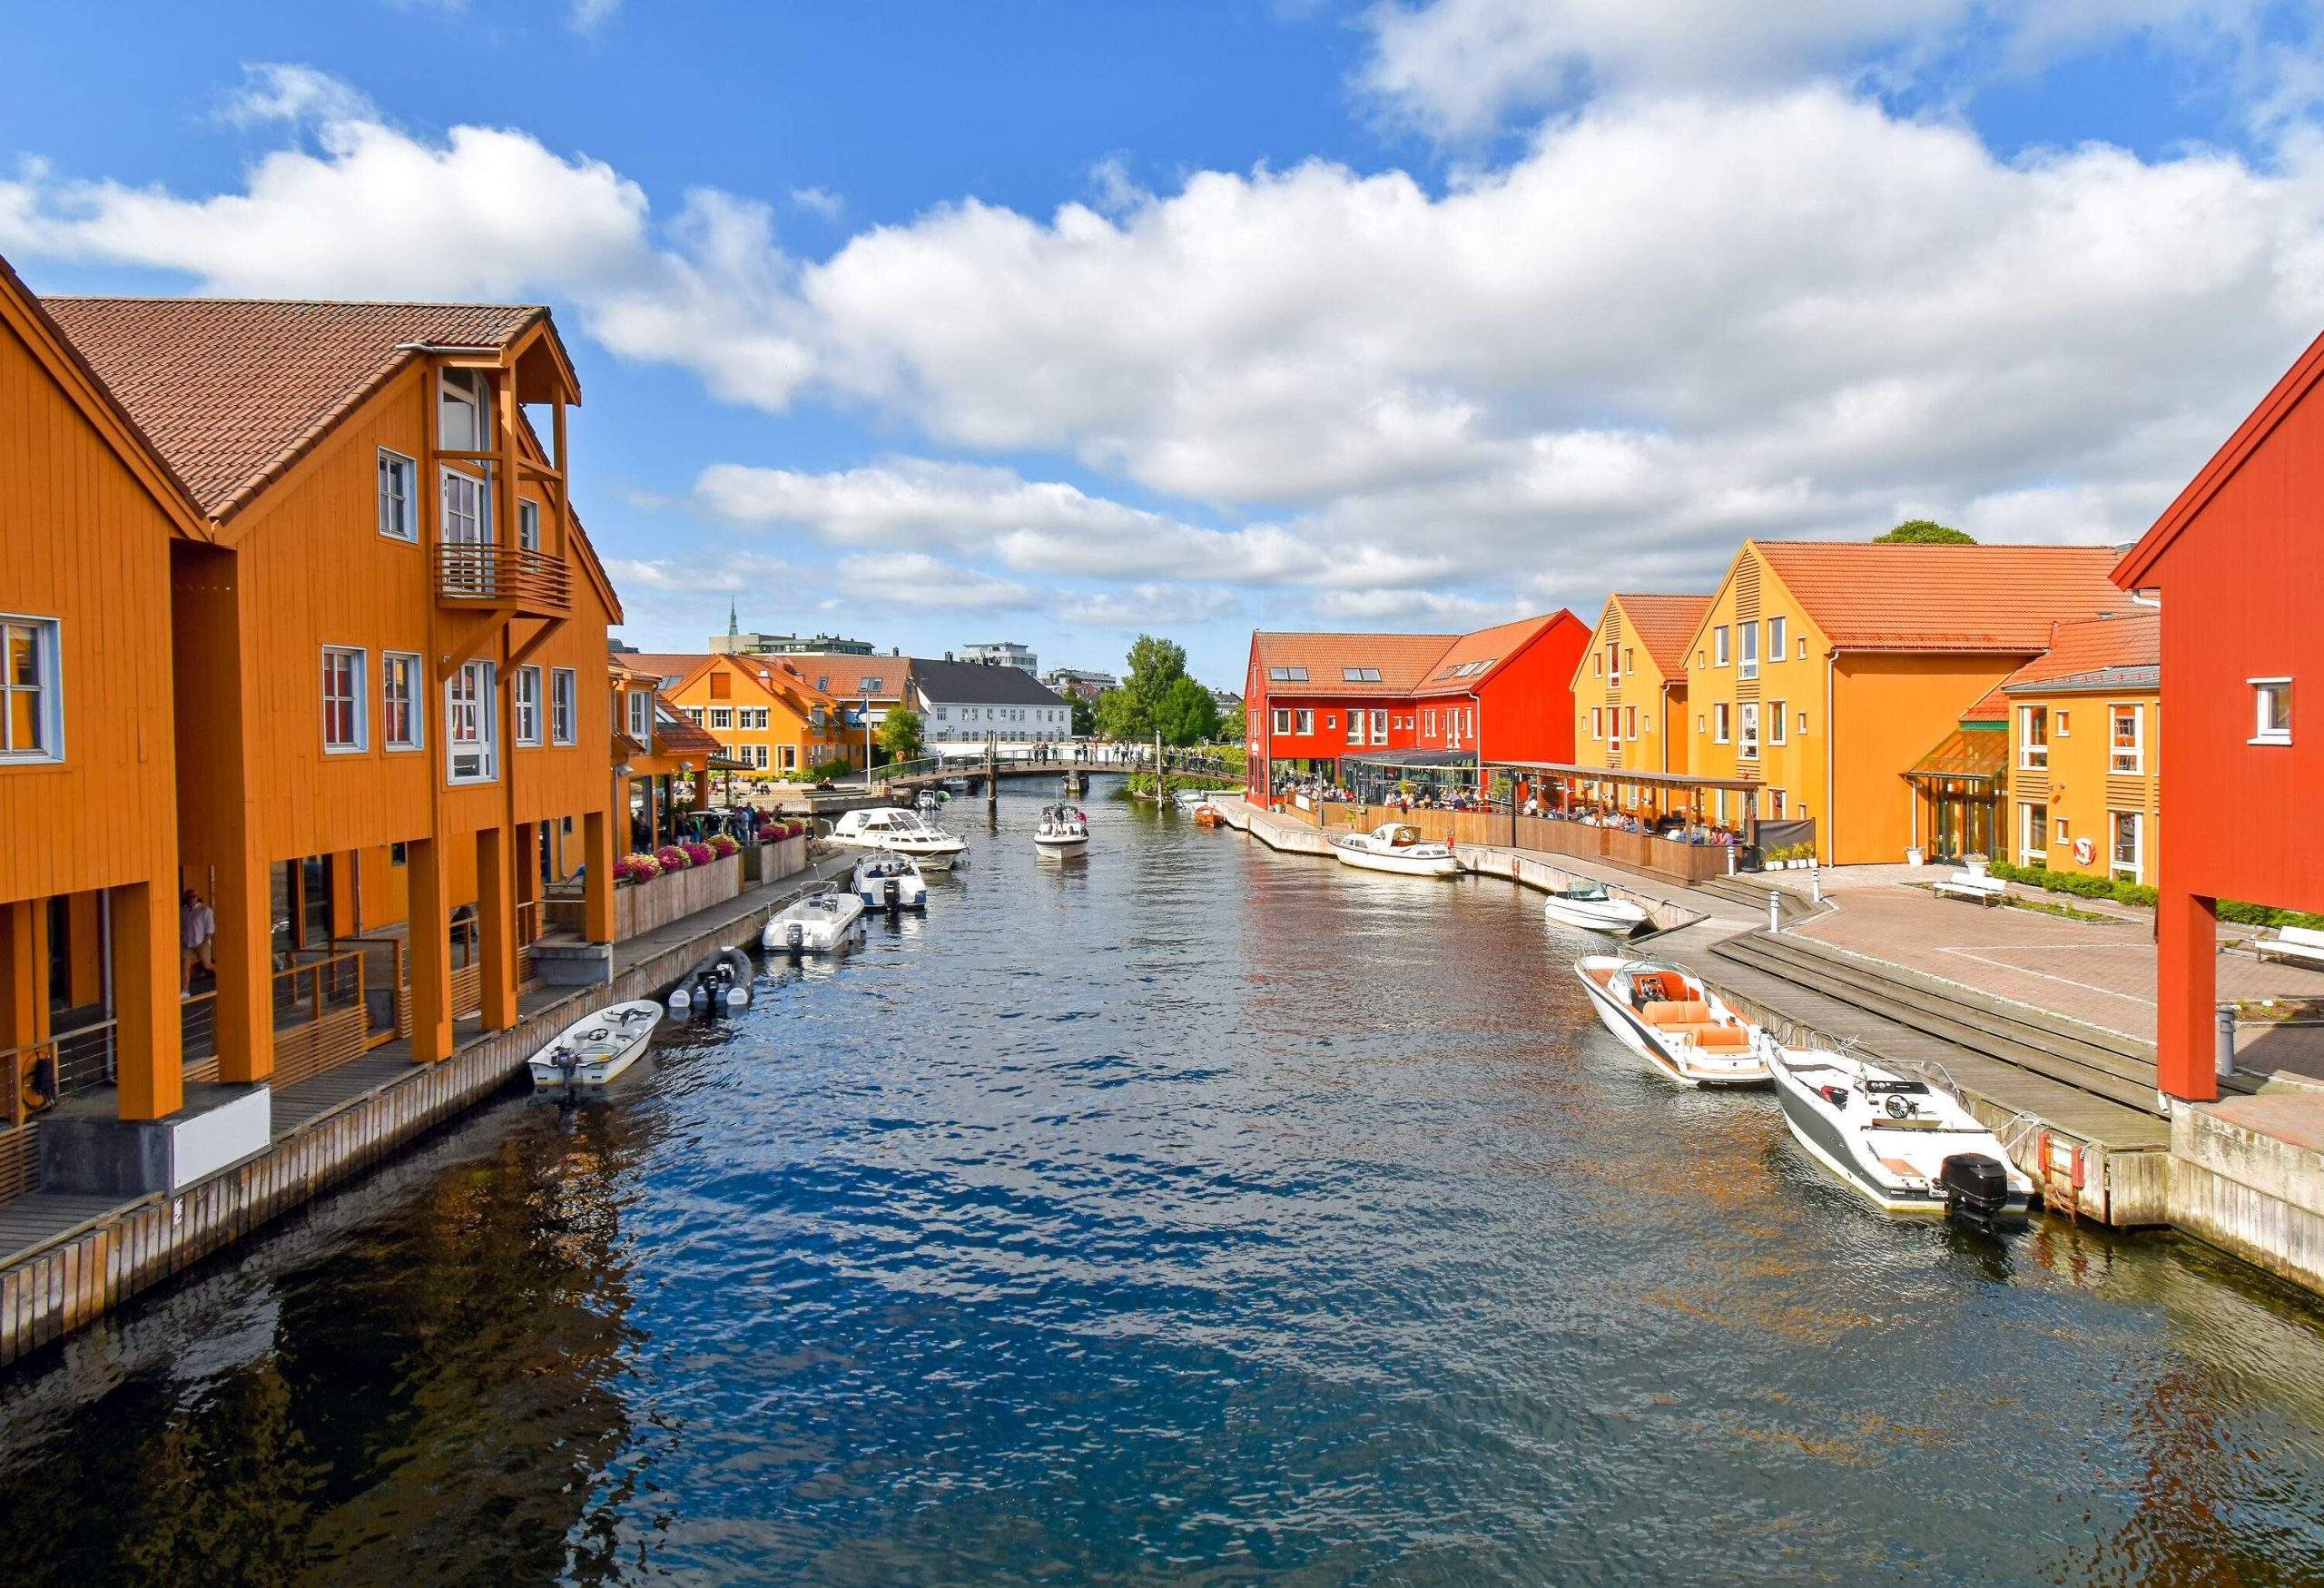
[1961, 686, 2012, 725]
[762, 654, 903, 702]
[652, 693, 728, 760]
[1753, 541, 2129, 652]
[687, 654, 840, 709]
[1998, 611, 2162, 695]
[1610, 594, 1713, 677]
[1252, 631, 1457, 695]
[1414, 613, 1561, 695]
[618, 652, 713, 686]
[42, 296, 544, 518]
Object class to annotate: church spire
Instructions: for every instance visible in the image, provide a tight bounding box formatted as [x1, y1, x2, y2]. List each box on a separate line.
[727, 598, 739, 638]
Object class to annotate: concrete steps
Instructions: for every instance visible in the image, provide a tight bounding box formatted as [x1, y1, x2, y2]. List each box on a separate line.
[1697, 873, 1818, 925]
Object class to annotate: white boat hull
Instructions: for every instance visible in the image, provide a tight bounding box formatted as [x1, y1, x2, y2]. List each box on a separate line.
[1034, 833, 1088, 850]
[1542, 894, 1650, 933]
[1768, 1050, 2034, 1218]
[1574, 959, 1770, 1088]
[1332, 844, 1460, 878]
[528, 1000, 663, 1090]
[763, 893, 868, 954]
[851, 860, 929, 911]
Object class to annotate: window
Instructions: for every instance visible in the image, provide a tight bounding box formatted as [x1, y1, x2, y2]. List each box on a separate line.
[1370, 709, 1387, 745]
[1607, 644, 1621, 686]
[377, 449, 418, 541]
[781, 745, 798, 771]
[627, 687, 652, 744]
[1739, 622, 1758, 680]
[744, 744, 770, 769]
[1592, 707, 1605, 741]
[514, 666, 542, 746]
[1266, 666, 1309, 682]
[2020, 802, 2048, 865]
[2019, 705, 2049, 769]
[1295, 709, 1315, 735]
[1714, 703, 1731, 743]
[321, 646, 367, 752]
[1272, 708, 1291, 735]
[1739, 702, 1759, 756]
[383, 651, 423, 750]
[2055, 815, 2071, 844]
[1346, 711, 1364, 745]
[1769, 789, 1787, 817]
[551, 667, 577, 745]
[2253, 677, 2292, 745]
[1, 616, 62, 761]
[1624, 705, 1638, 741]
[2054, 709, 2071, 737]
[448, 661, 498, 783]
[441, 469, 488, 544]
[518, 499, 540, 552]
[1341, 666, 1382, 683]
[710, 707, 733, 730]
[2111, 811, 2143, 881]
[1768, 616, 1786, 664]
[1625, 646, 1635, 676]
[1797, 709, 1808, 737]
[2110, 705, 2143, 774]
[742, 708, 768, 730]
[438, 368, 490, 450]
[1768, 699, 1787, 745]
[1425, 708, 1438, 735]
[684, 707, 704, 726]
[1713, 626, 1730, 666]
[1593, 652, 1603, 677]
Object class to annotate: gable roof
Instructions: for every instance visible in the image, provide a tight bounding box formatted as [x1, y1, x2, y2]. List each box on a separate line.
[678, 652, 839, 709]
[910, 657, 1071, 707]
[42, 296, 547, 519]
[1250, 631, 1458, 695]
[1751, 541, 2128, 652]
[1610, 594, 1713, 677]
[1414, 613, 1571, 696]
[617, 652, 712, 687]
[0, 254, 205, 538]
[650, 693, 729, 761]
[768, 654, 904, 702]
[1998, 611, 2161, 695]
[2115, 325, 2324, 588]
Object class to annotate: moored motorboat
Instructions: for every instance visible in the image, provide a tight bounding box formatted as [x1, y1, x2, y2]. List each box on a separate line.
[827, 806, 969, 870]
[1573, 957, 1771, 1087]
[1034, 803, 1090, 852]
[852, 850, 929, 912]
[762, 884, 867, 957]
[669, 945, 754, 1011]
[1330, 823, 1460, 878]
[1192, 803, 1227, 828]
[1767, 1043, 2034, 1225]
[528, 1000, 663, 1090]
[1541, 882, 1651, 935]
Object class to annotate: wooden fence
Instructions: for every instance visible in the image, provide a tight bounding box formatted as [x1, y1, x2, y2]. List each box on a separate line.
[1299, 801, 1734, 884]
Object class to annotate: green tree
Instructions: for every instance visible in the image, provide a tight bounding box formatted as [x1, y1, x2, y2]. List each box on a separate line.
[1875, 518, 1974, 545]
[1122, 634, 1189, 716]
[1070, 695, 1097, 736]
[1093, 686, 1148, 742]
[1152, 675, 1223, 746]
[879, 707, 925, 761]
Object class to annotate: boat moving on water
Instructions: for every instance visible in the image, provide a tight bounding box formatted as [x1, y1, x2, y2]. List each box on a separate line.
[1034, 804, 1090, 852]
[1541, 882, 1650, 935]
[1330, 823, 1461, 878]
[852, 850, 929, 912]
[528, 1001, 663, 1090]
[763, 884, 867, 957]
[1574, 957, 1771, 1087]
[827, 806, 970, 870]
[1768, 1043, 2034, 1227]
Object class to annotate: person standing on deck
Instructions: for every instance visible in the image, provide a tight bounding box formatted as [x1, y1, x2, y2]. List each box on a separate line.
[180, 887, 215, 997]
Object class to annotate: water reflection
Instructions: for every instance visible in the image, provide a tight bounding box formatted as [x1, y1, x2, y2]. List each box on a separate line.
[4, 786, 2324, 1583]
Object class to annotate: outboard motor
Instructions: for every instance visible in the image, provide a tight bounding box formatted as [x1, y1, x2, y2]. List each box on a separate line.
[883, 877, 902, 915]
[1938, 1153, 2013, 1234]
[784, 921, 805, 960]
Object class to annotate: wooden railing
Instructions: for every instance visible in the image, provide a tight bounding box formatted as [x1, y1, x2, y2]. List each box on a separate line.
[271, 950, 369, 1090]
[0, 1041, 44, 1202]
[435, 541, 571, 612]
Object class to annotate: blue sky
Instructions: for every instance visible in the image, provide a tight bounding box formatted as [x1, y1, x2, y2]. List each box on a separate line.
[5, 1, 2323, 684]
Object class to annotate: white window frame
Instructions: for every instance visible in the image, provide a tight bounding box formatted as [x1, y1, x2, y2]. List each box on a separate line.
[438, 368, 490, 451]
[2019, 705, 2049, 769]
[1739, 701, 1759, 757]
[2054, 815, 2071, 844]
[1591, 706, 1604, 742]
[1370, 708, 1387, 745]
[440, 467, 491, 546]
[514, 665, 542, 747]
[781, 745, 798, 771]
[1714, 703, 1731, 744]
[517, 498, 541, 552]
[2252, 677, 2292, 745]
[448, 660, 498, 784]
[2110, 810, 2143, 882]
[0, 616, 64, 763]
[1739, 622, 1758, 681]
[382, 650, 424, 751]
[2109, 703, 2143, 774]
[1768, 699, 1787, 745]
[1768, 616, 1786, 665]
[1713, 626, 1730, 667]
[627, 688, 652, 744]
[377, 449, 418, 542]
[1346, 711, 1364, 745]
[551, 667, 578, 745]
[2019, 801, 2048, 866]
[1272, 707, 1292, 735]
[321, 646, 368, 754]
[710, 706, 734, 730]
[1295, 709, 1315, 735]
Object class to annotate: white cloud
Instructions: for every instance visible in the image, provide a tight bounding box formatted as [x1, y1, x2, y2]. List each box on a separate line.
[834, 551, 1033, 609]
[791, 185, 845, 221]
[216, 64, 377, 129]
[602, 550, 799, 593]
[570, 0, 621, 31]
[1053, 584, 1239, 627]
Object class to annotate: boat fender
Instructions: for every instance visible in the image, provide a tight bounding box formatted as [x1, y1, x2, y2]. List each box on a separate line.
[719, 946, 754, 1004]
[668, 986, 692, 1010]
[2071, 1143, 2087, 1190]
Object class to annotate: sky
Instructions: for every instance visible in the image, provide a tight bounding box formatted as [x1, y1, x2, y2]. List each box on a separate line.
[5, 2, 2324, 686]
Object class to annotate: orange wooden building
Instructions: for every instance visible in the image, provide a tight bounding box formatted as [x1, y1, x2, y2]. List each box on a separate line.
[47, 294, 625, 1088]
[0, 257, 209, 1194]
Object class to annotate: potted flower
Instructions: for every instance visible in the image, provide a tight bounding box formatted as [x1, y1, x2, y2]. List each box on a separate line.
[684, 841, 715, 868]
[615, 852, 661, 884]
[656, 844, 692, 873]
[1965, 852, 1991, 879]
[710, 833, 741, 858]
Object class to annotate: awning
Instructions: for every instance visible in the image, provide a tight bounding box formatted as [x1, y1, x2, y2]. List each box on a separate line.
[1345, 750, 1476, 769]
[1904, 725, 2006, 786]
[1488, 759, 1768, 794]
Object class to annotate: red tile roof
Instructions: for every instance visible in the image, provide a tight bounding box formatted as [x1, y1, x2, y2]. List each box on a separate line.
[1996, 610, 2162, 694]
[1610, 593, 1713, 677]
[1961, 686, 2011, 725]
[769, 654, 903, 703]
[618, 652, 713, 686]
[1414, 614, 1558, 696]
[1251, 631, 1457, 695]
[1754, 541, 2130, 652]
[42, 296, 545, 518]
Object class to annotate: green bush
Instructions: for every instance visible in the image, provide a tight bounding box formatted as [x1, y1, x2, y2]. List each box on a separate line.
[1984, 859, 2322, 925]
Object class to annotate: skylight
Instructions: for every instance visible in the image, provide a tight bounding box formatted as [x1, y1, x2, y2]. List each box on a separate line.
[1267, 666, 1309, 682]
[1342, 666, 1382, 682]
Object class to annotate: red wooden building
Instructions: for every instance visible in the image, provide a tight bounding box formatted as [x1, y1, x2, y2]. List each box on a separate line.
[1242, 612, 1590, 804]
[2114, 331, 2324, 1101]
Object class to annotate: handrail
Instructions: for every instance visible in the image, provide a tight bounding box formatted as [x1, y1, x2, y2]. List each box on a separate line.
[435, 541, 572, 609]
[1, 1038, 58, 1129]
[273, 948, 365, 1029]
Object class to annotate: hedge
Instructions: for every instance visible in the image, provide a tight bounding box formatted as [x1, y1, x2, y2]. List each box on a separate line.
[1985, 860, 2324, 930]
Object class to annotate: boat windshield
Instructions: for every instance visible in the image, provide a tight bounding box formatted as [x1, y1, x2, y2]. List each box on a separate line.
[1864, 1079, 1931, 1096]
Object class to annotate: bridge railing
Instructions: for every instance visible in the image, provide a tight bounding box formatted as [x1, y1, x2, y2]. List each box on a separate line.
[870, 744, 1245, 783]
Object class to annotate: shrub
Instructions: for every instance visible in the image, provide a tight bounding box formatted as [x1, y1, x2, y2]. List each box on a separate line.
[683, 841, 715, 867]
[1983, 859, 2319, 923]
[655, 844, 691, 872]
[809, 756, 854, 782]
[709, 833, 741, 857]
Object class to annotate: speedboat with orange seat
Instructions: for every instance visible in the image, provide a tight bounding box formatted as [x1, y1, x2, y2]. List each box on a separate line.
[1573, 956, 1771, 1088]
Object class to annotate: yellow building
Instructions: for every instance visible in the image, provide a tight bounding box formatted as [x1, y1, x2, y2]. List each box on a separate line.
[1571, 594, 1710, 794]
[1997, 612, 2161, 884]
[1682, 540, 2130, 865]
[667, 653, 860, 776]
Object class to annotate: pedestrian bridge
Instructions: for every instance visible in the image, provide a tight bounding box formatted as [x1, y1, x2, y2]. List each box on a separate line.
[872, 750, 1241, 796]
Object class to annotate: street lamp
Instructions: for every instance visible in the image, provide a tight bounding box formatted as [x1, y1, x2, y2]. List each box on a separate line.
[862, 695, 873, 788]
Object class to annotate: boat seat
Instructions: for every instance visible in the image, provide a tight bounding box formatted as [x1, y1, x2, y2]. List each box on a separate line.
[1669, 1023, 1751, 1050]
[1877, 1156, 1920, 1179]
[1641, 1000, 1711, 1027]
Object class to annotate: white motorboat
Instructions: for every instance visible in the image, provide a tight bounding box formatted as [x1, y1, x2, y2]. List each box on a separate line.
[1541, 882, 1651, 935]
[1573, 957, 1771, 1088]
[1173, 786, 1226, 812]
[1034, 803, 1090, 852]
[528, 1000, 663, 1090]
[827, 806, 970, 870]
[914, 789, 950, 815]
[852, 850, 929, 912]
[1768, 1043, 2034, 1225]
[763, 884, 867, 956]
[1330, 823, 1460, 878]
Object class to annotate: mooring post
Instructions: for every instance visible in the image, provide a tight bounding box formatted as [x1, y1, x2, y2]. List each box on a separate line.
[1768, 888, 1782, 935]
[2218, 1003, 2238, 1079]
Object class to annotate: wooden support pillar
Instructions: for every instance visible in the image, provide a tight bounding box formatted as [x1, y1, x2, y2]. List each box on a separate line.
[212, 851, 274, 1083]
[2158, 888, 2221, 1103]
[0, 900, 42, 1074]
[111, 882, 183, 1121]
[477, 825, 518, 1031]
[65, 892, 103, 1009]
[647, 781, 662, 851]
[583, 810, 616, 944]
[694, 770, 711, 812]
[408, 836, 454, 1063]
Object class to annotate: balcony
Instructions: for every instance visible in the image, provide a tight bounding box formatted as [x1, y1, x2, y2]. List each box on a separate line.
[436, 542, 572, 616]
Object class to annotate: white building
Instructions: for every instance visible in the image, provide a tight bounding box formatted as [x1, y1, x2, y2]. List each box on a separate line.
[960, 640, 1038, 675]
[911, 657, 1074, 750]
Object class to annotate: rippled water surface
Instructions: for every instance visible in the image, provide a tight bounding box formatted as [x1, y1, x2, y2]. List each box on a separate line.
[7, 786, 2324, 1584]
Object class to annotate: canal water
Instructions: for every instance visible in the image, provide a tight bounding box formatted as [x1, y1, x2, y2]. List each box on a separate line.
[5, 785, 2324, 1585]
